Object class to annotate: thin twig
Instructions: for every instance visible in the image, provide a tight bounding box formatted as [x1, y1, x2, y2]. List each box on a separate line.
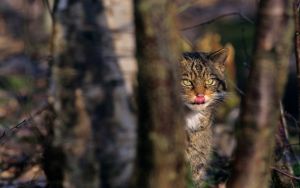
[271, 167, 300, 181]
[284, 143, 300, 148]
[228, 79, 245, 96]
[280, 102, 289, 139]
[277, 102, 298, 176]
[0, 102, 50, 145]
[284, 111, 300, 125]
[181, 12, 254, 31]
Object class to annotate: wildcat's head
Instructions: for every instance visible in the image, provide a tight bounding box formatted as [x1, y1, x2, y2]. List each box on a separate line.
[179, 48, 227, 112]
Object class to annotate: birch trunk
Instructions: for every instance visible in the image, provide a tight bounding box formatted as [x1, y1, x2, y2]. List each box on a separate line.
[46, 0, 136, 187]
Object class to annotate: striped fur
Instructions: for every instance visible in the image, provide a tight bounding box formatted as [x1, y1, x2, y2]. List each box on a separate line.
[180, 49, 227, 186]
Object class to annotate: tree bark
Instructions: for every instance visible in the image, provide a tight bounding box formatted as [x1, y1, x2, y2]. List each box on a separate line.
[47, 0, 136, 187]
[294, 0, 300, 131]
[134, 1, 186, 188]
[101, 0, 137, 95]
[227, 0, 294, 188]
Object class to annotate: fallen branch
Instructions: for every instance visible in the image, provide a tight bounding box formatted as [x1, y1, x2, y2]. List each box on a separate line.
[0, 102, 50, 145]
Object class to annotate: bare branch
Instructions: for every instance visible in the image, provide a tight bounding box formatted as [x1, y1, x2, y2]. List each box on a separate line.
[0, 102, 50, 145]
[181, 12, 254, 31]
[228, 79, 245, 96]
[272, 167, 300, 181]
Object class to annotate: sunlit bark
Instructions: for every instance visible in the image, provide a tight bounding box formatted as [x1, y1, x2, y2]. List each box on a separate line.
[227, 0, 294, 187]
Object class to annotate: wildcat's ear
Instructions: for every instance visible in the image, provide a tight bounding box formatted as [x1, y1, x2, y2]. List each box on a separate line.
[208, 48, 228, 72]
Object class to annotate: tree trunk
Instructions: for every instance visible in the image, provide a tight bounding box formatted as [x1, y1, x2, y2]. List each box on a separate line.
[134, 1, 186, 188]
[227, 0, 294, 188]
[46, 0, 136, 187]
[294, 0, 300, 133]
[101, 0, 137, 95]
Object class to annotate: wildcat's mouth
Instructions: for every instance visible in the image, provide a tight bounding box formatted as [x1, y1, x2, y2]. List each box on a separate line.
[184, 96, 211, 111]
[185, 102, 207, 111]
[193, 95, 205, 104]
[183, 93, 224, 111]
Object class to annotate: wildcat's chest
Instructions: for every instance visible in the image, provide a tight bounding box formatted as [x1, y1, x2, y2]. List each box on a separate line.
[185, 111, 211, 132]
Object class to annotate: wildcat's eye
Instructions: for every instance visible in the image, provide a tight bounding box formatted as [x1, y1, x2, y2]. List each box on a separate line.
[182, 79, 192, 87]
[205, 79, 216, 85]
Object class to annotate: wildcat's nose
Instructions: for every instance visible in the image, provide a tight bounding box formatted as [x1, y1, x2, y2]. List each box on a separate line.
[194, 94, 205, 104]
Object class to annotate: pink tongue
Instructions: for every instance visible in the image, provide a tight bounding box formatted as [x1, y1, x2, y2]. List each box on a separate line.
[194, 95, 205, 104]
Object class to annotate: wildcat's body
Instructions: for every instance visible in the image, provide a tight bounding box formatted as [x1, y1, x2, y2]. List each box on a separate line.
[179, 49, 227, 186]
[185, 111, 213, 182]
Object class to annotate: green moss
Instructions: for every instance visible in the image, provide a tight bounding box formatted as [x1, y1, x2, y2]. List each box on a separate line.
[293, 163, 300, 177]
[5, 75, 33, 91]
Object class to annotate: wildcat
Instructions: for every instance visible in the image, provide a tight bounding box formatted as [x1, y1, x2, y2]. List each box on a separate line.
[179, 48, 227, 186]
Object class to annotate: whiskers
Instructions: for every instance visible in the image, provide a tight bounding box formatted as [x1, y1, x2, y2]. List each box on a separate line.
[212, 92, 226, 100]
[224, 91, 238, 98]
[181, 95, 191, 104]
[206, 92, 227, 108]
[181, 91, 229, 112]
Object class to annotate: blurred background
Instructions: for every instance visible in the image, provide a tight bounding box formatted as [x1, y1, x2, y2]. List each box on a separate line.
[0, 0, 297, 187]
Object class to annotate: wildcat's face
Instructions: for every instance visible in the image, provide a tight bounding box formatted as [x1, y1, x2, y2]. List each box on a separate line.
[179, 49, 227, 112]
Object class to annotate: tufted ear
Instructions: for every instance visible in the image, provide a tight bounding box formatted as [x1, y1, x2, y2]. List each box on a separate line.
[208, 48, 228, 73]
